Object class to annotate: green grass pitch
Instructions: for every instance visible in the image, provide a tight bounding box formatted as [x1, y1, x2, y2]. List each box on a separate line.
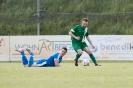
[0, 61, 133, 88]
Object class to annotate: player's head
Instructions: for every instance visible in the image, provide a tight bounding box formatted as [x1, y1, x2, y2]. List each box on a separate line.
[82, 18, 89, 28]
[60, 47, 67, 57]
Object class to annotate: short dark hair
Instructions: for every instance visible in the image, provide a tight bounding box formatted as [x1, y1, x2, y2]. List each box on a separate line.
[82, 18, 89, 22]
[61, 47, 67, 52]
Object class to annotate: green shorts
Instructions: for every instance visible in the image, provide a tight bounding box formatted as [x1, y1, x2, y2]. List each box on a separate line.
[72, 42, 88, 51]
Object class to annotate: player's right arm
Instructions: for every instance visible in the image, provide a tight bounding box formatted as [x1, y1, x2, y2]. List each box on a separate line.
[69, 31, 80, 40]
[54, 59, 60, 67]
[69, 26, 80, 40]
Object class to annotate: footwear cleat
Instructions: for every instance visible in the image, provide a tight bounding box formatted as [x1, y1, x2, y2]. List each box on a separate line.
[95, 64, 101, 66]
[74, 60, 78, 66]
[26, 48, 32, 54]
[15, 48, 24, 52]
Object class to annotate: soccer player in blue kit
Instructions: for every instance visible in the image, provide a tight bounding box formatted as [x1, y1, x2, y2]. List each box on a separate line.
[15, 47, 67, 67]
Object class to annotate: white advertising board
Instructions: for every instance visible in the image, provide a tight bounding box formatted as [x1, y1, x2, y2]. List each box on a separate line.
[0, 35, 133, 61]
[83, 35, 133, 60]
[10, 35, 75, 61]
[0, 36, 9, 61]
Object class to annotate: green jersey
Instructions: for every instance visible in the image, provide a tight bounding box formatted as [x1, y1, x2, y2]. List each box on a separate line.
[70, 24, 89, 44]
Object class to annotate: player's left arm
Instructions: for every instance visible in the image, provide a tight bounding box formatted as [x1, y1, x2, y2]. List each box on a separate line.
[85, 28, 95, 49]
[54, 59, 61, 67]
[86, 36, 95, 49]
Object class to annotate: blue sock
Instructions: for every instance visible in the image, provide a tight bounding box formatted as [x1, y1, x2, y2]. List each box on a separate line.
[28, 53, 34, 67]
[21, 52, 28, 65]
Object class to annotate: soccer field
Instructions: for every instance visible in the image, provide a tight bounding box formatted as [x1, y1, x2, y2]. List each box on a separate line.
[0, 61, 133, 88]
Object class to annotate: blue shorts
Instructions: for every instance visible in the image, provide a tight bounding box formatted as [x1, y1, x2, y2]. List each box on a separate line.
[36, 58, 47, 67]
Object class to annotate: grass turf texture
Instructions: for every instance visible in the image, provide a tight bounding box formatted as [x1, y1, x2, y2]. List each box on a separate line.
[0, 61, 133, 88]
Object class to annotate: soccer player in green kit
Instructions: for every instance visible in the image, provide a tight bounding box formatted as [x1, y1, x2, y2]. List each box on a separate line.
[69, 18, 101, 66]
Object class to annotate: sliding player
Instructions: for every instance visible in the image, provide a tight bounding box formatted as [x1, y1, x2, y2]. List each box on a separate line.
[15, 47, 67, 67]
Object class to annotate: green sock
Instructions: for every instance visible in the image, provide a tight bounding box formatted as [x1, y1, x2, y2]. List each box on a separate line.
[75, 54, 81, 61]
[89, 53, 97, 65]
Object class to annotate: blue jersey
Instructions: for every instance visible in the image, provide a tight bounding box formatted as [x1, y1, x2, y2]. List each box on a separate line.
[46, 53, 62, 66]
[36, 53, 62, 67]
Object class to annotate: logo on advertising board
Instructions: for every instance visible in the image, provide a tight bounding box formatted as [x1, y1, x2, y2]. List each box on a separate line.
[0, 38, 5, 47]
[14, 39, 99, 53]
[14, 39, 73, 55]
[0, 38, 5, 54]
